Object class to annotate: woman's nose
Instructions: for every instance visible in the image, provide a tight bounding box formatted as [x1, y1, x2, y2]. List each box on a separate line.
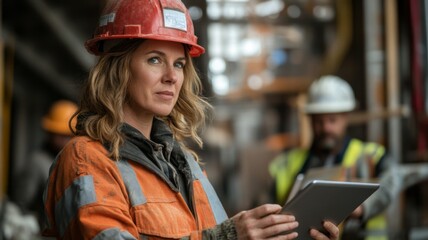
[162, 65, 178, 84]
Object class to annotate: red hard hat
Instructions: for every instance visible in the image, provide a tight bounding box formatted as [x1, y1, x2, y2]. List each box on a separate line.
[85, 0, 205, 57]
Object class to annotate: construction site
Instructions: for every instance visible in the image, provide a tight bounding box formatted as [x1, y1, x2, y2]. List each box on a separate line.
[1, 0, 428, 239]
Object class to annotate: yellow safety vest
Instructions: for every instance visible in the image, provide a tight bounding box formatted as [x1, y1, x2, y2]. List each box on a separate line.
[269, 138, 387, 240]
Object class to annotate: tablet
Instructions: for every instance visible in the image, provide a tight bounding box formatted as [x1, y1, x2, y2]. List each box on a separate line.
[286, 166, 345, 203]
[280, 180, 379, 238]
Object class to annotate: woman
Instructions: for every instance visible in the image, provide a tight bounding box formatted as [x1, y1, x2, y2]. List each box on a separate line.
[43, 0, 339, 239]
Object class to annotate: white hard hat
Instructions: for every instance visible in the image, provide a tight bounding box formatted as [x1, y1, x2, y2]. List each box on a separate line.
[305, 75, 356, 114]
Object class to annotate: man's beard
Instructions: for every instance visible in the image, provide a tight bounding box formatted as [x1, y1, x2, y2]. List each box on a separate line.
[315, 134, 340, 154]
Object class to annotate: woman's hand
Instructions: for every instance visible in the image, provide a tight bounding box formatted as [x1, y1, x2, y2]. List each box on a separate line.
[231, 204, 299, 239]
[349, 205, 364, 219]
[309, 221, 340, 240]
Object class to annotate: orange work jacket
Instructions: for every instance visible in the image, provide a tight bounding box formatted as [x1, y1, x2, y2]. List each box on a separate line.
[43, 136, 228, 239]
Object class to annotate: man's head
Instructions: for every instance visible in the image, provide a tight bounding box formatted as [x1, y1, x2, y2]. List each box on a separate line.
[42, 100, 78, 153]
[310, 113, 349, 152]
[305, 75, 356, 153]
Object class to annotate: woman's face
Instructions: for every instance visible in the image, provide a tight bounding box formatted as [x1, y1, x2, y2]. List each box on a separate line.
[124, 39, 186, 123]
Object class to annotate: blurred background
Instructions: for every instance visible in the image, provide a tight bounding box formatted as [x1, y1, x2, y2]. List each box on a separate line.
[1, 0, 428, 239]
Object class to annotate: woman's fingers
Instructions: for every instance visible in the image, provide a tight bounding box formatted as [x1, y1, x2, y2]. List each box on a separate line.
[270, 231, 299, 240]
[260, 220, 299, 239]
[309, 221, 339, 240]
[236, 220, 299, 240]
[232, 204, 299, 239]
[243, 204, 283, 219]
[259, 213, 297, 231]
[323, 221, 339, 239]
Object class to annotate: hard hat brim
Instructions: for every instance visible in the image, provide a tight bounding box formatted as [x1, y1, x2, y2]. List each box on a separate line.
[42, 118, 76, 135]
[85, 35, 205, 57]
[305, 102, 356, 114]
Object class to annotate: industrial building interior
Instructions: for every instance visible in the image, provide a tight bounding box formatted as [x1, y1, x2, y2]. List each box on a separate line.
[1, 0, 428, 239]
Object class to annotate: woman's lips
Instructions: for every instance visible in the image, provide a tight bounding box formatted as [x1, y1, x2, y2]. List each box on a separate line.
[156, 91, 174, 100]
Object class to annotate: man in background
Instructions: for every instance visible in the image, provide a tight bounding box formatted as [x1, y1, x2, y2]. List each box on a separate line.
[11, 100, 77, 228]
[269, 75, 393, 240]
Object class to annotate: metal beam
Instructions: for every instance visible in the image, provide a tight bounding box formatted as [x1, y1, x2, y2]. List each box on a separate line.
[0, 0, 7, 199]
[2, 28, 79, 100]
[385, 0, 401, 164]
[364, 0, 384, 143]
[26, 0, 95, 70]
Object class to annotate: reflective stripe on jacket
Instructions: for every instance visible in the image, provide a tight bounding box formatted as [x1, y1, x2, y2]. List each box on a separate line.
[43, 136, 228, 239]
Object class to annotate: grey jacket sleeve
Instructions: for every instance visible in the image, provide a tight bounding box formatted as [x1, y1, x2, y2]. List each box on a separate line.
[361, 153, 395, 221]
[361, 177, 393, 221]
[362, 160, 428, 221]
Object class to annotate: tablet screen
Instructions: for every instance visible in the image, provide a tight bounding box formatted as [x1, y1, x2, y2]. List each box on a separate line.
[280, 180, 379, 238]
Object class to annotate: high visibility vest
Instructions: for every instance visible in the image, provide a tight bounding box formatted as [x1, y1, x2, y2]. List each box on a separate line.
[43, 136, 228, 239]
[269, 138, 387, 240]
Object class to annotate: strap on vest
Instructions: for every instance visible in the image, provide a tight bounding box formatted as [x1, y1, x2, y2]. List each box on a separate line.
[364, 214, 388, 240]
[343, 139, 385, 166]
[364, 143, 385, 165]
[343, 139, 385, 179]
[271, 149, 308, 204]
[342, 140, 387, 239]
[342, 139, 364, 167]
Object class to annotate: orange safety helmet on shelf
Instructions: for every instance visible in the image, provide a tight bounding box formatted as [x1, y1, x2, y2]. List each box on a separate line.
[85, 0, 205, 57]
[42, 100, 78, 135]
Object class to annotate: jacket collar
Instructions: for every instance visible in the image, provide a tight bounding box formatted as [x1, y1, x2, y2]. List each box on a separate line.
[118, 119, 190, 191]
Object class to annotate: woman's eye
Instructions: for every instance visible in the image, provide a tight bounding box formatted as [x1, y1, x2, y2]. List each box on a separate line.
[148, 57, 161, 64]
[174, 61, 185, 69]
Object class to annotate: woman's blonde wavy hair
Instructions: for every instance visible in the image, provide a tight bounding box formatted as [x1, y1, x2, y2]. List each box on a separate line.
[72, 39, 211, 161]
